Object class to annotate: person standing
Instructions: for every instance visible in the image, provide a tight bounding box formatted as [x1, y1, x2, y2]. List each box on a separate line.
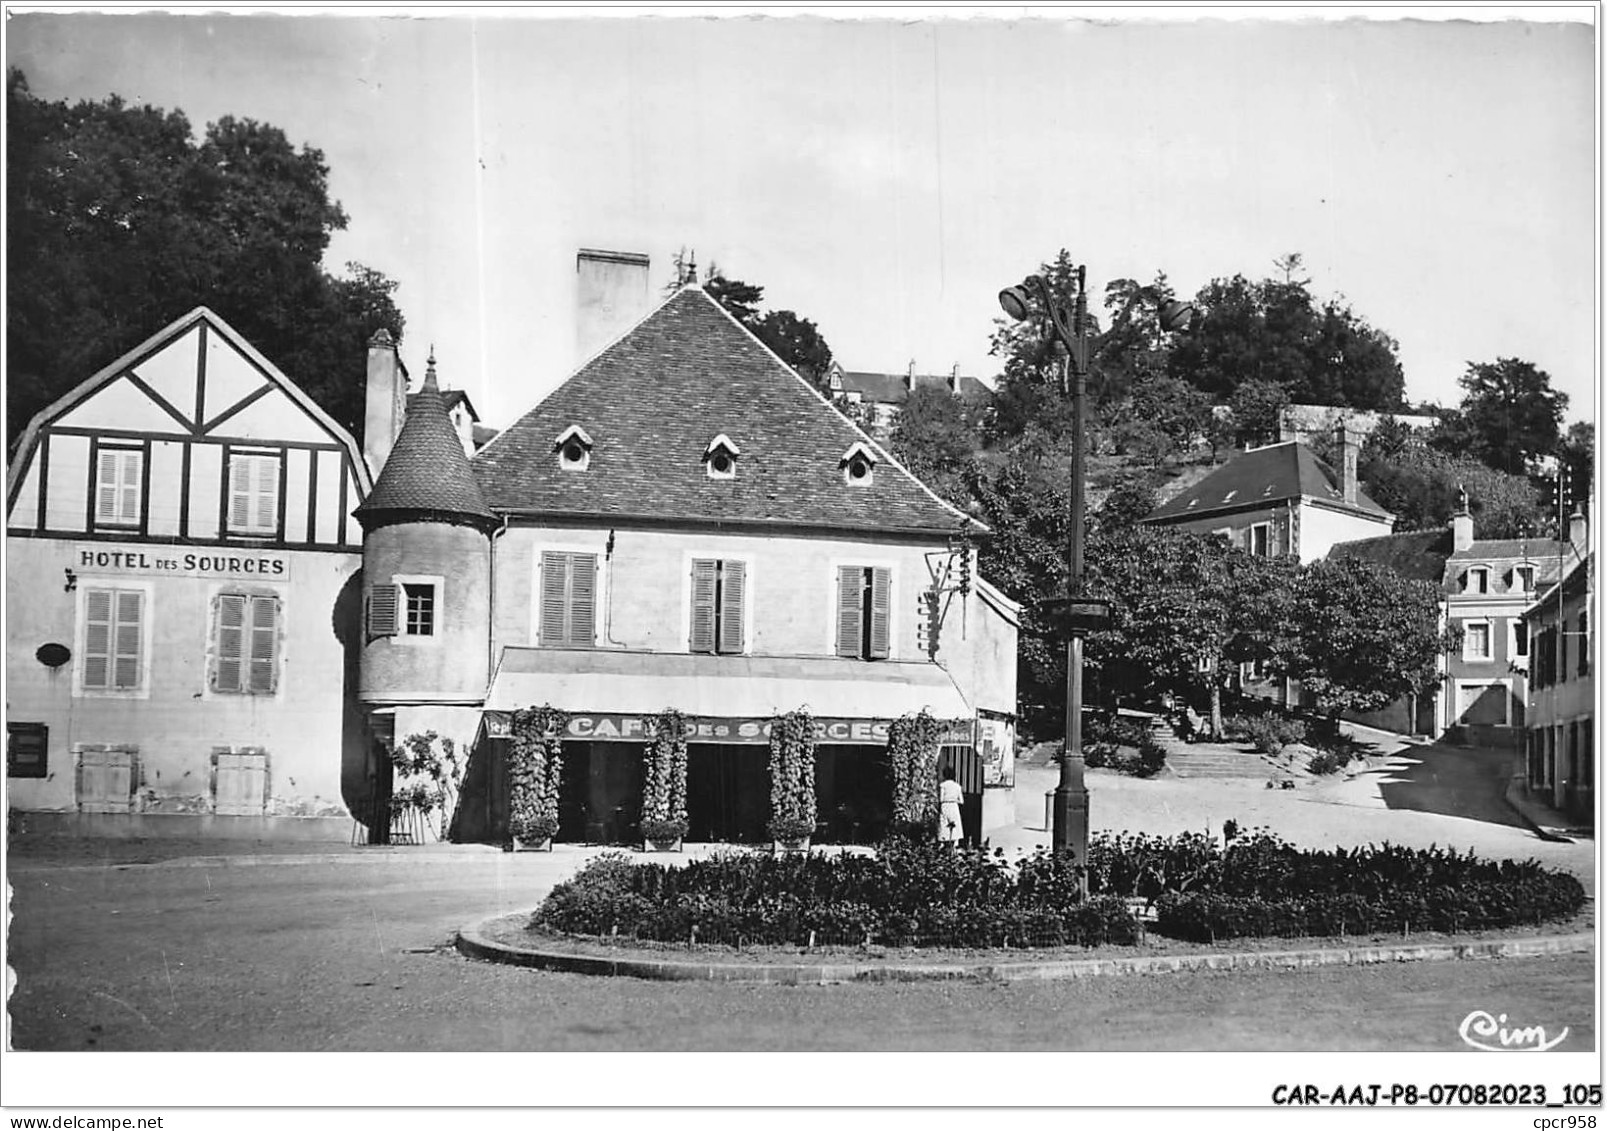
[938, 772, 965, 845]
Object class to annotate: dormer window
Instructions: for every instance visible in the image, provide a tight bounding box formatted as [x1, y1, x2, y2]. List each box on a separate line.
[703, 434, 740, 480]
[1514, 565, 1536, 592]
[840, 442, 877, 487]
[1465, 566, 1489, 594]
[554, 425, 593, 473]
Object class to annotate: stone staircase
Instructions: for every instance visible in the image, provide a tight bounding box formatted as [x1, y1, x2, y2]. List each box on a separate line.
[1152, 722, 1309, 782]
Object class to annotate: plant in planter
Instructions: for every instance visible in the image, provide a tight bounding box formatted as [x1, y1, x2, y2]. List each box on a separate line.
[888, 709, 943, 838]
[388, 731, 462, 842]
[767, 708, 818, 849]
[508, 704, 569, 849]
[640, 707, 691, 849]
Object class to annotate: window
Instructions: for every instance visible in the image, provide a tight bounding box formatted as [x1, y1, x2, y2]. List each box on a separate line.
[94, 446, 142, 528]
[539, 551, 597, 647]
[1578, 611, 1590, 677]
[8, 722, 48, 779]
[1515, 566, 1536, 592]
[1249, 523, 1271, 557]
[212, 593, 280, 694]
[840, 442, 877, 487]
[836, 565, 891, 660]
[228, 451, 281, 536]
[404, 583, 435, 637]
[83, 588, 144, 691]
[553, 425, 593, 472]
[1465, 567, 1489, 594]
[1463, 620, 1491, 661]
[1513, 620, 1529, 659]
[690, 559, 746, 653]
[704, 435, 740, 480]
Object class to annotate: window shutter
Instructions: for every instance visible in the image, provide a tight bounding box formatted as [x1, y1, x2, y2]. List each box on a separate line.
[248, 596, 278, 692]
[96, 451, 118, 523]
[569, 553, 597, 647]
[366, 584, 399, 637]
[868, 567, 891, 659]
[538, 555, 567, 644]
[254, 456, 277, 531]
[690, 559, 718, 653]
[229, 456, 253, 530]
[215, 594, 246, 692]
[84, 589, 113, 688]
[1580, 612, 1590, 676]
[718, 560, 745, 654]
[120, 451, 141, 523]
[836, 566, 863, 658]
[113, 590, 143, 689]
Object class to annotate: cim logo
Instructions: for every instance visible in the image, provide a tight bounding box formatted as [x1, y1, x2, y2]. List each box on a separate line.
[1458, 1010, 1569, 1052]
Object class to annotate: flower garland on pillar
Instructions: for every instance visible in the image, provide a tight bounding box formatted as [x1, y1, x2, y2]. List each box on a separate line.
[509, 704, 569, 844]
[766, 707, 818, 843]
[888, 708, 943, 836]
[640, 708, 691, 843]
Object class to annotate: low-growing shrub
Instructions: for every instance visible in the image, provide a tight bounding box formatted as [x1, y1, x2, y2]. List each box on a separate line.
[1307, 749, 1351, 775]
[1081, 717, 1167, 778]
[1240, 714, 1307, 754]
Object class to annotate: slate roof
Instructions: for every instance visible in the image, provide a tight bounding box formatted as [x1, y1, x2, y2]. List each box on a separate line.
[473, 287, 975, 535]
[1144, 441, 1391, 522]
[1447, 538, 1565, 563]
[1326, 529, 1453, 583]
[356, 358, 497, 531]
[409, 387, 479, 421]
[837, 368, 992, 405]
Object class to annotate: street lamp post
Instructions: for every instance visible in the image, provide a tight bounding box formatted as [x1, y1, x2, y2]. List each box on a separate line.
[998, 267, 1194, 863]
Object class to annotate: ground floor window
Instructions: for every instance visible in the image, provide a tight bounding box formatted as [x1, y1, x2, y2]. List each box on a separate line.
[77, 745, 137, 812]
[212, 748, 269, 815]
[7, 722, 48, 778]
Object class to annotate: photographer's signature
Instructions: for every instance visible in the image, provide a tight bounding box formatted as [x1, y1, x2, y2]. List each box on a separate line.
[1459, 1010, 1569, 1052]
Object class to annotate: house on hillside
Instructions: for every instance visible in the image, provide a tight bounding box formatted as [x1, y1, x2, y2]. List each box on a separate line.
[1327, 495, 1582, 748]
[1521, 548, 1594, 826]
[1277, 403, 1438, 445]
[825, 361, 992, 438]
[5, 308, 372, 837]
[357, 277, 1021, 847]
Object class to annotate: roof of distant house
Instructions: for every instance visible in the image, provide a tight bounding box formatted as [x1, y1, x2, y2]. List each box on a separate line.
[1144, 440, 1391, 523]
[357, 358, 497, 530]
[1326, 529, 1453, 582]
[834, 366, 992, 405]
[472, 287, 978, 536]
[409, 386, 479, 422]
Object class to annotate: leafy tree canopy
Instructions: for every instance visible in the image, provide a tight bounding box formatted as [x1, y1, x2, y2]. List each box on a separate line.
[1360, 440, 1547, 539]
[6, 68, 404, 444]
[888, 381, 979, 507]
[1429, 357, 1569, 477]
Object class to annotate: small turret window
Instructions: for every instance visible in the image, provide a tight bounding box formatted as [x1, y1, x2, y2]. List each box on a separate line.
[554, 425, 594, 473]
[703, 434, 741, 480]
[840, 442, 878, 487]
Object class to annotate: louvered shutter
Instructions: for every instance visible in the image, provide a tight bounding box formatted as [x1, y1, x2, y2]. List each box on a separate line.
[367, 584, 399, 637]
[96, 451, 118, 523]
[113, 590, 143, 688]
[539, 555, 567, 644]
[568, 553, 597, 647]
[229, 455, 253, 530]
[836, 566, 863, 658]
[120, 451, 141, 524]
[215, 594, 246, 692]
[248, 596, 278, 692]
[254, 457, 277, 531]
[84, 590, 113, 688]
[690, 559, 718, 653]
[868, 567, 891, 659]
[718, 560, 746, 654]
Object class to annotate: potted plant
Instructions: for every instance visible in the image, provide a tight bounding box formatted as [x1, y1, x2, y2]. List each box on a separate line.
[767, 707, 818, 853]
[508, 704, 568, 851]
[640, 708, 690, 851]
[387, 730, 463, 843]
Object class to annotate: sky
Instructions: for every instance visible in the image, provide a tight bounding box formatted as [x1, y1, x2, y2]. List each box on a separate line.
[5, 6, 1598, 432]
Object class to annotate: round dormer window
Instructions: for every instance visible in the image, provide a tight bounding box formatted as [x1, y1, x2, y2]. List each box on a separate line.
[710, 451, 733, 476]
[847, 457, 872, 482]
[561, 440, 587, 466]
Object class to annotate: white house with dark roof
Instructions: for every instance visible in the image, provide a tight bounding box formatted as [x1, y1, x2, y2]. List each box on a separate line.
[359, 283, 1020, 847]
[5, 308, 373, 836]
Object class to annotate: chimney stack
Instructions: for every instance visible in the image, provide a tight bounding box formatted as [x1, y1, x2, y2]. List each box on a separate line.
[906, 360, 916, 392]
[363, 328, 404, 477]
[949, 364, 961, 395]
[1451, 485, 1474, 552]
[1568, 505, 1589, 554]
[1338, 421, 1361, 506]
[576, 249, 651, 367]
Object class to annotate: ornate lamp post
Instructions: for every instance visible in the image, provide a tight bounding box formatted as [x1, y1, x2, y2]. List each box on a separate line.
[998, 266, 1194, 861]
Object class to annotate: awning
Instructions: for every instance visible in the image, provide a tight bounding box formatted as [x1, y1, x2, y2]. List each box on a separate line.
[481, 647, 974, 745]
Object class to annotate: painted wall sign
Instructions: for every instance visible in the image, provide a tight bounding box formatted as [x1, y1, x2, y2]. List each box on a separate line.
[74, 544, 290, 580]
[483, 712, 974, 747]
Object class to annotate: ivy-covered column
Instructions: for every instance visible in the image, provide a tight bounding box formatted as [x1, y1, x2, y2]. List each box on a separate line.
[508, 704, 569, 848]
[767, 708, 818, 848]
[888, 709, 943, 839]
[641, 708, 691, 848]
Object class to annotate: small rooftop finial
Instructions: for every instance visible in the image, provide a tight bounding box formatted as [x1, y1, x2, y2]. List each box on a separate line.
[423, 346, 439, 392]
[686, 251, 698, 286]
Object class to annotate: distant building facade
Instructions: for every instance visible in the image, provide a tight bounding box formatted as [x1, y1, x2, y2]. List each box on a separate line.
[825, 361, 991, 438]
[1277, 403, 1438, 445]
[1521, 546, 1593, 825]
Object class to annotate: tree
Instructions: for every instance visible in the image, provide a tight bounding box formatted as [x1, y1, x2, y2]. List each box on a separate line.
[6, 70, 404, 443]
[682, 261, 836, 393]
[1431, 358, 1569, 476]
[1274, 557, 1454, 726]
[888, 381, 978, 507]
[1559, 421, 1594, 518]
[985, 250, 1086, 443]
[1361, 442, 1546, 539]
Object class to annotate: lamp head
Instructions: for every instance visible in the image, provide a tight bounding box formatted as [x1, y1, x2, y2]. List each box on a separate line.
[1158, 300, 1198, 333]
[998, 283, 1035, 322]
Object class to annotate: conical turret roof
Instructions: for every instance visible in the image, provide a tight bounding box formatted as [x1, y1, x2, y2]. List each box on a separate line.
[356, 352, 497, 532]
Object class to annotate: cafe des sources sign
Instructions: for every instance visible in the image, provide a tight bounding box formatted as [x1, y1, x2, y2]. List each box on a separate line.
[482, 712, 976, 747]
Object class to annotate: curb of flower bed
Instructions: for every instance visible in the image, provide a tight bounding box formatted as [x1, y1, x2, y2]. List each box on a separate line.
[455, 909, 1595, 985]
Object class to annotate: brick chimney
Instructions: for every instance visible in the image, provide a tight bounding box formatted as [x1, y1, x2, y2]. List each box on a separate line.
[1451, 486, 1474, 552]
[363, 328, 405, 477]
[1568, 505, 1589, 554]
[949, 363, 961, 394]
[1337, 422, 1361, 506]
[906, 359, 916, 392]
[576, 249, 651, 366]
